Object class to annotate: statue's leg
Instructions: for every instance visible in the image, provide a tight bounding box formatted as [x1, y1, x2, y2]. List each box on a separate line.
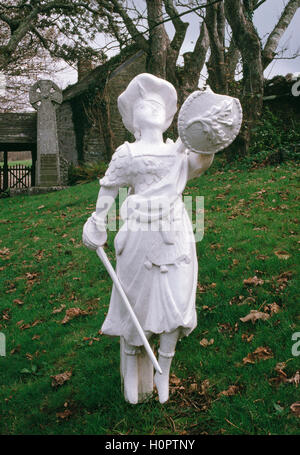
[122, 339, 139, 404]
[154, 328, 180, 404]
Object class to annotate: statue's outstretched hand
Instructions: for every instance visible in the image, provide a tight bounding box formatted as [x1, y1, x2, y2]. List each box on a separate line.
[82, 214, 107, 251]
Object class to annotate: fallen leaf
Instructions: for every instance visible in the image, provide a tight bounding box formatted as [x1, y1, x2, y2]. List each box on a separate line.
[243, 276, 264, 286]
[264, 302, 280, 315]
[237, 296, 256, 306]
[241, 333, 254, 343]
[188, 383, 198, 392]
[52, 304, 66, 314]
[10, 345, 21, 355]
[197, 283, 206, 293]
[285, 371, 300, 387]
[243, 346, 273, 365]
[56, 409, 72, 420]
[13, 299, 24, 306]
[170, 374, 181, 386]
[0, 248, 10, 258]
[200, 338, 214, 347]
[275, 250, 290, 260]
[240, 310, 270, 324]
[275, 362, 287, 374]
[31, 319, 42, 328]
[200, 379, 210, 394]
[61, 308, 88, 324]
[290, 402, 300, 417]
[218, 385, 239, 397]
[276, 271, 293, 283]
[51, 370, 72, 387]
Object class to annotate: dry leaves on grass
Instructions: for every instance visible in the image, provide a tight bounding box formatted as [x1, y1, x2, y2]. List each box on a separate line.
[285, 371, 300, 387]
[16, 319, 42, 330]
[274, 250, 291, 260]
[240, 310, 270, 324]
[264, 302, 281, 315]
[199, 338, 214, 347]
[56, 409, 72, 420]
[241, 333, 254, 343]
[272, 363, 300, 387]
[51, 370, 72, 387]
[61, 308, 88, 324]
[218, 385, 240, 397]
[0, 248, 10, 259]
[243, 276, 264, 287]
[10, 345, 21, 355]
[237, 296, 256, 306]
[273, 271, 293, 292]
[52, 304, 66, 314]
[290, 402, 300, 417]
[243, 346, 273, 365]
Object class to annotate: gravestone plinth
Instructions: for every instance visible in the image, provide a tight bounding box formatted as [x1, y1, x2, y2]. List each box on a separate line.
[29, 80, 62, 187]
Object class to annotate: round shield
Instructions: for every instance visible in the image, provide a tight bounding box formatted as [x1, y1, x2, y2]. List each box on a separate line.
[178, 87, 242, 154]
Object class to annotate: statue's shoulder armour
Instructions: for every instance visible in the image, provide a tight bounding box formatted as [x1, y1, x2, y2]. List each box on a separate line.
[99, 143, 132, 187]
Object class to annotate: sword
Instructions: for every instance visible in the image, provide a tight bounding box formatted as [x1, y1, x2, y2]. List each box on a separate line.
[96, 246, 162, 375]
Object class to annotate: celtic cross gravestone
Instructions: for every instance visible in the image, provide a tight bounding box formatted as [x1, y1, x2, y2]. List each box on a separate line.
[29, 80, 62, 187]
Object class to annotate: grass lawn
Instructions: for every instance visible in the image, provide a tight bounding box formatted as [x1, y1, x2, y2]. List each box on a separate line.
[0, 160, 32, 167]
[0, 161, 299, 435]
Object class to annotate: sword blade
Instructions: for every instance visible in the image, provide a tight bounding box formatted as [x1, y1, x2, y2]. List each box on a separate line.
[96, 246, 162, 374]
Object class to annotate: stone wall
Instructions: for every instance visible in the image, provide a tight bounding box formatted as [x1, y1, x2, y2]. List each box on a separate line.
[107, 52, 147, 149]
[82, 52, 146, 162]
[57, 50, 146, 167]
[56, 101, 78, 165]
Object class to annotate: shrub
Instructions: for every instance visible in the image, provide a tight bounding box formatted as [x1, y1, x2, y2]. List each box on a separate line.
[68, 161, 108, 185]
[249, 106, 300, 167]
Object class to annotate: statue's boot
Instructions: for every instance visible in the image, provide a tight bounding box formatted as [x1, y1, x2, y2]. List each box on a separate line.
[154, 349, 175, 404]
[123, 348, 139, 404]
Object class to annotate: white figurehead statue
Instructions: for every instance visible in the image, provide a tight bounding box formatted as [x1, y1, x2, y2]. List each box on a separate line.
[82, 73, 242, 404]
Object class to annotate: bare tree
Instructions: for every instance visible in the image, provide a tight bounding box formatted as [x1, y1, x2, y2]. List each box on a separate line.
[0, 0, 106, 71]
[222, 0, 300, 156]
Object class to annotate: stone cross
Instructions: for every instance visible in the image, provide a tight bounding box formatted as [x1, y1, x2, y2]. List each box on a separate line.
[29, 80, 62, 187]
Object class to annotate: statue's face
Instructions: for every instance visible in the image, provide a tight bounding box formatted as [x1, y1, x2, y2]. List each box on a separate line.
[133, 99, 166, 131]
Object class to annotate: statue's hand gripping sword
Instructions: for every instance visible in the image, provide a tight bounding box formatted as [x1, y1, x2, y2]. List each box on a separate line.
[96, 246, 162, 375]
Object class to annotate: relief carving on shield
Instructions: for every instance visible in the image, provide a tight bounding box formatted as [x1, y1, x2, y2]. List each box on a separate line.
[178, 87, 243, 154]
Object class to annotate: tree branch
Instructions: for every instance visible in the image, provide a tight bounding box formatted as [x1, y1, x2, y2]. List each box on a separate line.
[262, 0, 300, 69]
[108, 0, 149, 52]
[163, 0, 188, 51]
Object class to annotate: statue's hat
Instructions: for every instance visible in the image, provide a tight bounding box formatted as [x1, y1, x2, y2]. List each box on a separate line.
[118, 73, 177, 135]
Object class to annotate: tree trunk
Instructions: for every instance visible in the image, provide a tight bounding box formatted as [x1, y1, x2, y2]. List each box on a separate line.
[206, 2, 228, 94]
[224, 0, 264, 159]
[146, 0, 169, 78]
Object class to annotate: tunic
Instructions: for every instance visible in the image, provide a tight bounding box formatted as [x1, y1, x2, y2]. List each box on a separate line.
[100, 139, 198, 346]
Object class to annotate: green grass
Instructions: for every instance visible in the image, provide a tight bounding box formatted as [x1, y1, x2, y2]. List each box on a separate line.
[0, 161, 299, 435]
[0, 160, 32, 166]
